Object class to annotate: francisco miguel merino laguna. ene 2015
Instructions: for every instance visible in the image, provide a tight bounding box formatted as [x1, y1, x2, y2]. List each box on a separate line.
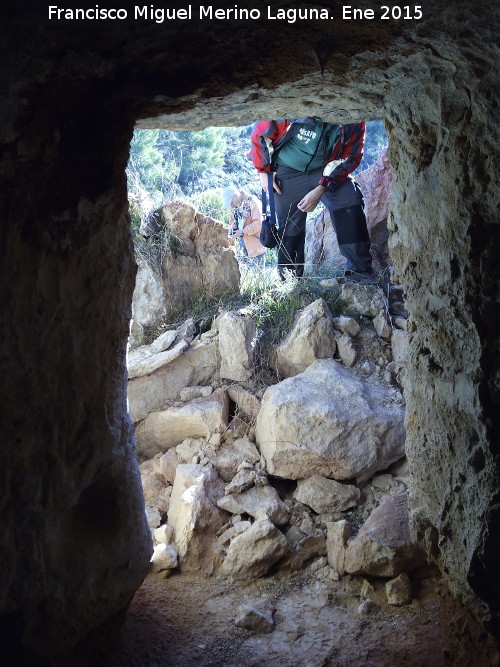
[48, 4, 335, 23]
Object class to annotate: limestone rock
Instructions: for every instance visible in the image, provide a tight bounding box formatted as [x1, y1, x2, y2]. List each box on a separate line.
[335, 333, 357, 368]
[340, 283, 386, 317]
[150, 543, 178, 574]
[293, 475, 360, 514]
[167, 464, 227, 573]
[221, 484, 290, 526]
[225, 467, 266, 495]
[132, 256, 168, 328]
[127, 338, 189, 380]
[332, 315, 361, 337]
[154, 524, 174, 545]
[276, 299, 337, 378]
[277, 534, 327, 572]
[227, 386, 261, 419]
[129, 319, 145, 350]
[255, 359, 405, 481]
[218, 311, 256, 381]
[234, 599, 275, 634]
[139, 455, 171, 515]
[179, 385, 213, 401]
[326, 520, 352, 575]
[157, 202, 240, 317]
[128, 337, 219, 422]
[221, 517, 291, 579]
[344, 494, 427, 577]
[373, 310, 392, 340]
[386, 572, 412, 606]
[355, 148, 392, 274]
[204, 438, 261, 482]
[217, 521, 252, 548]
[135, 390, 229, 458]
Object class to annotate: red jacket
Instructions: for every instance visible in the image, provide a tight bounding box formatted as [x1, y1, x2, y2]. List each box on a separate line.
[251, 118, 365, 191]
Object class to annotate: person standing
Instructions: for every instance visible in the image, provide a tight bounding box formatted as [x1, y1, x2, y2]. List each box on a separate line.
[223, 185, 267, 268]
[251, 118, 373, 280]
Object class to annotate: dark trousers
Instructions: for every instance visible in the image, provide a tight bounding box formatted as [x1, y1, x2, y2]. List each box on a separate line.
[274, 165, 372, 277]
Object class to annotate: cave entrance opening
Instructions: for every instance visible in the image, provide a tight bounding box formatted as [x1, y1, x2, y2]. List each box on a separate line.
[124, 118, 425, 600]
[114, 114, 451, 663]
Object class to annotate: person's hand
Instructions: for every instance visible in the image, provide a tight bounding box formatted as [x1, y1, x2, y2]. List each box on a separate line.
[231, 229, 243, 238]
[297, 186, 326, 212]
[260, 172, 281, 194]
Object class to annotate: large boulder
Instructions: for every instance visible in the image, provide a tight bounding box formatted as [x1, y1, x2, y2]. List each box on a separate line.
[344, 493, 427, 577]
[127, 337, 219, 422]
[161, 201, 240, 316]
[135, 390, 229, 459]
[131, 255, 169, 328]
[276, 299, 337, 378]
[255, 359, 405, 481]
[221, 517, 291, 579]
[167, 464, 227, 573]
[218, 311, 256, 381]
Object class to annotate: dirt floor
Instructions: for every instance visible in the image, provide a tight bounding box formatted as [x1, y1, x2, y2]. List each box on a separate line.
[107, 564, 471, 667]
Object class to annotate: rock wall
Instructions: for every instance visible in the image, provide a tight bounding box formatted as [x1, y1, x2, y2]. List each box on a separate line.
[1, 0, 498, 659]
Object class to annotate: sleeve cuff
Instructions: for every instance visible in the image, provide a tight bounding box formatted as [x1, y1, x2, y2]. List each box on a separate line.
[319, 176, 337, 191]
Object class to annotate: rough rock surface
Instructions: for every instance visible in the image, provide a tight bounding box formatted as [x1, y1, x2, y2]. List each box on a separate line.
[167, 464, 226, 573]
[344, 494, 427, 577]
[256, 359, 405, 481]
[128, 338, 219, 422]
[2, 1, 498, 659]
[386, 572, 412, 606]
[221, 517, 291, 579]
[234, 599, 275, 633]
[293, 475, 360, 514]
[276, 299, 337, 378]
[355, 148, 393, 274]
[135, 390, 229, 458]
[218, 311, 256, 381]
[160, 202, 240, 318]
[132, 256, 169, 328]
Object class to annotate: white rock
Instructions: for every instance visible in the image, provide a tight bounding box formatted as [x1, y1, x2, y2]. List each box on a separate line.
[394, 317, 408, 331]
[293, 475, 360, 513]
[332, 315, 361, 337]
[219, 311, 256, 381]
[217, 521, 252, 548]
[151, 329, 178, 354]
[276, 299, 337, 378]
[335, 333, 357, 368]
[386, 572, 412, 606]
[217, 495, 245, 515]
[326, 520, 351, 575]
[135, 390, 229, 458]
[255, 359, 405, 481]
[221, 517, 290, 579]
[154, 524, 174, 545]
[223, 484, 289, 526]
[127, 337, 219, 422]
[127, 339, 189, 380]
[167, 464, 227, 573]
[132, 257, 168, 328]
[373, 310, 392, 340]
[150, 543, 178, 573]
[179, 385, 213, 401]
[204, 438, 261, 482]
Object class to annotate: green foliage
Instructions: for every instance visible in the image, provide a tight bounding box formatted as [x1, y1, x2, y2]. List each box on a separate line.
[128, 201, 142, 240]
[157, 127, 227, 193]
[188, 188, 229, 223]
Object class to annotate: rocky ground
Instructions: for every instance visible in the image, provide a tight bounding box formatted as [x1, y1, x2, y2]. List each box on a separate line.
[109, 566, 454, 667]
